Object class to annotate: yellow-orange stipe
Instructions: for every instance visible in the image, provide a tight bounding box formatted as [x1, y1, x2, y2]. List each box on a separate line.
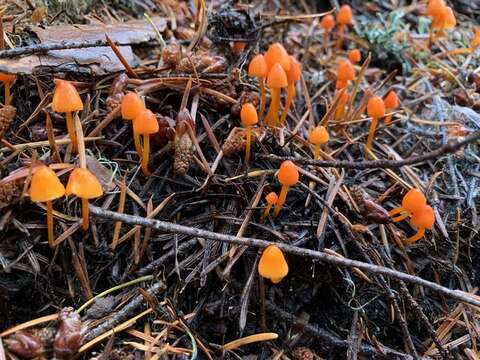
[265, 64, 288, 127]
[280, 56, 301, 125]
[0, 73, 16, 106]
[133, 109, 159, 176]
[260, 192, 278, 224]
[365, 96, 385, 155]
[240, 103, 258, 162]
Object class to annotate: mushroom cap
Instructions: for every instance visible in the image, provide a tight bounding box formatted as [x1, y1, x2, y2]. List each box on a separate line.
[65, 168, 103, 199]
[443, 7, 456, 29]
[427, 0, 445, 18]
[0, 73, 16, 83]
[337, 59, 355, 82]
[266, 192, 278, 205]
[471, 29, 480, 49]
[264, 43, 291, 72]
[121, 92, 145, 120]
[258, 245, 289, 283]
[248, 54, 268, 78]
[411, 205, 435, 229]
[336, 5, 353, 25]
[401, 188, 427, 214]
[336, 79, 348, 90]
[30, 165, 65, 202]
[383, 90, 399, 109]
[52, 80, 83, 113]
[321, 14, 335, 31]
[309, 126, 330, 145]
[286, 56, 301, 83]
[277, 160, 299, 186]
[348, 49, 361, 63]
[240, 103, 258, 126]
[367, 96, 386, 119]
[266, 64, 288, 89]
[133, 109, 160, 135]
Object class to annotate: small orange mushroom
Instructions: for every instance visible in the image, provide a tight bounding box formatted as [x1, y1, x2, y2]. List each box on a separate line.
[309, 126, 330, 160]
[337, 59, 355, 85]
[240, 103, 258, 162]
[121, 92, 145, 156]
[274, 160, 299, 217]
[321, 14, 335, 47]
[348, 49, 361, 63]
[0, 73, 16, 106]
[258, 245, 289, 283]
[472, 29, 480, 50]
[265, 63, 288, 127]
[52, 80, 83, 152]
[405, 205, 435, 245]
[30, 165, 65, 248]
[134, 109, 159, 176]
[260, 192, 278, 223]
[388, 188, 427, 222]
[280, 56, 301, 125]
[336, 5, 353, 49]
[264, 43, 291, 72]
[365, 96, 385, 155]
[383, 90, 399, 125]
[248, 54, 269, 119]
[66, 168, 103, 231]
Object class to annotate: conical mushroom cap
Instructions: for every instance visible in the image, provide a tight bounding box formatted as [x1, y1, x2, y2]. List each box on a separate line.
[277, 160, 299, 186]
[443, 7, 456, 29]
[321, 15, 335, 31]
[337, 59, 355, 82]
[383, 90, 399, 109]
[65, 168, 103, 199]
[52, 80, 83, 113]
[411, 205, 435, 229]
[265, 192, 278, 205]
[427, 0, 445, 18]
[240, 103, 258, 126]
[367, 96, 386, 119]
[471, 29, 480, 49]
[0, 73, 16, 83]
[337, 5, 353, 25]
[266, 64, 288, 89]
[121, 92, 145, 120]
[401, 188, 427, 214]
[286, 56, 301, 83]
[265, 43, 291, 71]
[258, 245, 289, 283]
[348, 49, 361, 63]
[30, 166, 65, 202]
[248, 54, 268, 78]
[309, 126, 330, 145]
[133, 109, 159, 135]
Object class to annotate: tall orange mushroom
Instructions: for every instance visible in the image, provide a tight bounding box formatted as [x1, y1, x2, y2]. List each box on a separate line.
[383, 90, 399, 125]
[248, 54, 268, 119]
[30, 165, 65, 248]
[121, 92, 145, 156]
[336, 5, 353, 49]
[52, 80, 83, 152]
[405, 205, 435, 245]
[258, 245, 289, 283]
[261, 192, 278, 224]
[66, 168, 103, 231]
[0, 73, 16, 106]
[265, 63, 288, 127]
[280, 56, 301, 125]
[309, 125, 330, 160]
[240, 103, 258, 162]
[365, 96, 385, 155]
[321, 14, 335, 47]
[134, 109, 159, 176]
[274, 160, 299, 217]
[336, 59, 355, 89]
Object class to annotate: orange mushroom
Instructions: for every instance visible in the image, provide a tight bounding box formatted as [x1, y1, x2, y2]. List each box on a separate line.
[260, 192, 278, 224]
[265, 63, 288, 127]
[321, 14, 335, 46]
[248, 54, 268, 119]
[30, 165, 65, 248]
[264, 43, 291, 72]
[472, 29, 480, 50]
[258, 245, 289, 283]
[0, 73, 16, 106]
[274, 160, 299, 217]
[280, 56, 301, 125]
[52, 80, 83, 152]
[383, 90, 399, 125]
[337, 59, 355, 86]
[348, 49, 361, 63]
[121, 92, 145, 156]
[240, 103, 258, 162]
[334, 90, 349, 121]
[388, 188, 427, 222]
[365, 96, 385, 155]
[66, 168, 103, 231]
[134, 109, 159, 176]
[309, 126, 330, 160]
[405, 205, 435, 245]
[336, 5, 353, 49]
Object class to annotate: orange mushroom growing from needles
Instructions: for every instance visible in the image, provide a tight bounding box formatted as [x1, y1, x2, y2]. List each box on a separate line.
[265, 63, 288, 127]
[248, 54, 268, 118]
[405, 205, 435, 244]
[274, 160, 299, 217]
[383, 90, 399, 125]
[30, 165, 65, 248]
[388, 188, 427, 222]
[336, 59, 355, 88]
[348, 49, 361, 63]
[261, 192, 278, 223]
[66, 168, 103, 231]
[321, 14, 335, 46]
[52, 80, 83, 152]
[0, 73, 16, 105]
[336, 4, 353, 49]
[121, 92, 145, 156]
[365, 96, 386, 155]
[258, 245, 289, 283]
[280, 56, 301, 125]
[264, 42, 291, 72]
[240, 103, 258, 162]
[134, 109, 159, 176]
[309, 126, 330, 160]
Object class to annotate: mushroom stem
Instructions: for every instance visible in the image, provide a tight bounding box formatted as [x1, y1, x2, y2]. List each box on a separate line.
[265, 87, 280, 127]
[81, 198, 89, 231]
[404, 227, 425, 245]
[141, 134, 150, 176]
[365, 117, 378, 155]
[336, 24, 345, 50]
[384, 113, 393, 125]
[4, 83, 11, 105]
[313, 144, 320, 160]
[391, 212, 410, 223]
[274, 185, 290, 217]
[133, 130, 142, 157]
[260, 203, 274, 224]
[280, 82, 295, 125]
[65, 111, 78, 152]
[388, 207, 404, 216]
[46, 200, 55, 248]
[245, 126, 252, 162]
[259, 78, 266, 119]
[428, 26, 434, 49]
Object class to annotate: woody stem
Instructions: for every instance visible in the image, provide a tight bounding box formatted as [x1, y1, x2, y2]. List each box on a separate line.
[82, 198, 89, 231]
[46, 201, 55, 248]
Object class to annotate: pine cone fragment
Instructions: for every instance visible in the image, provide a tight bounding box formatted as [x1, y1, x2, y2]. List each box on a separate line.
[174, 109, 195, 176]
[0, 105, 16, 139]
[4, 331, 45, 358]
[0, 178, 24, 211]
[222, 127, 266, 157]
[54, 307, 82, 359]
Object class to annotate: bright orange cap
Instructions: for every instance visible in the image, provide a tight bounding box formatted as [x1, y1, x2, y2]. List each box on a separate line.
[337, 5, 353, 25]
[402, 188, 427, 214]
[30, 166, 65, 202]
[367, 96, 386, 119]
[337, 59, 355, 82]
[240, 103, 258, 126]
[266, 63, 288, 88]
[277, 160, 299, 186]
[266, 192, 278, 205]
[52, 80, 83, 113]
[0, 73, 16, 83]
[258, 245, 289, 284]
[321, 14, 335, 31]
[309, 126, 330, 145]
[121, 92, 145, 120]
[336, 79, 348, 89]
[383, 90, 399, 109]
[472, 29, 480, 49]
[348, 49, 361, 63]
[66, 168, 103, 199]
[286, 56, 301, 83]
[265, 43, 291, 71]
[133, 109, 160, 135]
[248, 54, 268, 78]
[443, 7, 456, 29]
[427, 0, 446, 18]
[411, 205, 435, 229]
